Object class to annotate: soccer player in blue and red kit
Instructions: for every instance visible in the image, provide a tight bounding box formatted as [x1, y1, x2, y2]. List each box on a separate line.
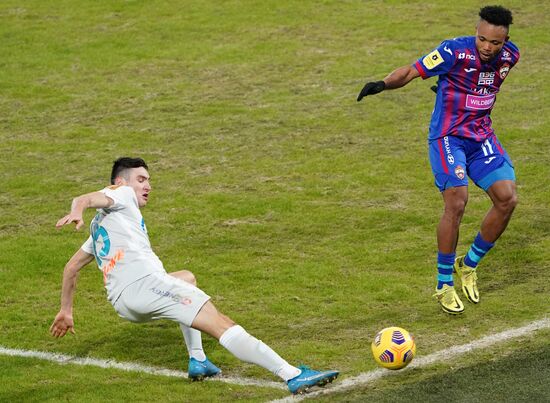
[356, 6, 519, 314]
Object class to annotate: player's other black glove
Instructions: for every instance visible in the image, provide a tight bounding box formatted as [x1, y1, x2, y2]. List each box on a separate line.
[357, 80, 385, 102]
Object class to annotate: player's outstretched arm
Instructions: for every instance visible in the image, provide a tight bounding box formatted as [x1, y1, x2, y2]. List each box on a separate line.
[50, 249, 94, 338]
[357, 65, 420, 101]
[56, 191, 114, 230]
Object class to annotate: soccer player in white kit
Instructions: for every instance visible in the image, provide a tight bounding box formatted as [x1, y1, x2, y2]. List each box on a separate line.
[50, 157, 338, 394]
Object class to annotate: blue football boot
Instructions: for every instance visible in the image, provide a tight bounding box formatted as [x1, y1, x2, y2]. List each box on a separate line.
[287, 365, 339, 394]
[188, 357, 221, 381]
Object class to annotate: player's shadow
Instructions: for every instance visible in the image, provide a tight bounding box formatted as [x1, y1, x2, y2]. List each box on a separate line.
[77, 318, 221, 370]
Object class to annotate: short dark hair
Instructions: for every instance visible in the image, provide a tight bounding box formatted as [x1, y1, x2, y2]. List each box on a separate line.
[110, 157, 148, 184]
[479, 5, 513, 27]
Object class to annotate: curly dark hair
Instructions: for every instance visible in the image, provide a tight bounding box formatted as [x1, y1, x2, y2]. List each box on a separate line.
[479, 5, 513, 27]
[110, 157, 148, 184]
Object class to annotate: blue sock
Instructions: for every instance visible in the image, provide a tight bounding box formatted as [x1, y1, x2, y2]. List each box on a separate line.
[437, 251, 455, 290]
[464, 232, 494, 269]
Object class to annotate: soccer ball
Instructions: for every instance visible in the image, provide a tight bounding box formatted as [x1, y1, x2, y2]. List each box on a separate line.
[371, 326, 416, 370]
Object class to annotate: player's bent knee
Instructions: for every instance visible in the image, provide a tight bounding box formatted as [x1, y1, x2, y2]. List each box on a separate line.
[442, 187, 468, 218]
[169, 270, 197, 286]
[497, 192, 518, 214]
[192, 301, 235, 339]
[445, 198, 467, 218]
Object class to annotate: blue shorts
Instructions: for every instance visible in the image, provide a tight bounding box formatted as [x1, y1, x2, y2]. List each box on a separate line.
[428, 134, 515, 192]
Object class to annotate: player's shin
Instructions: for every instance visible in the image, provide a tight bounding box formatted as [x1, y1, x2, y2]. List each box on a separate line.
[464, 232, 494, 268]
[219, 325, 300, 380]
[180, 324, 206, 361]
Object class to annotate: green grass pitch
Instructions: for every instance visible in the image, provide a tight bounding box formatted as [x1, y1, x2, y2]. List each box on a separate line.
[0, 0, 549, 401]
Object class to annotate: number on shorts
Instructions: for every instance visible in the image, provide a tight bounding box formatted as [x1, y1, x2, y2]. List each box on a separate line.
[481, 139, 494, 156]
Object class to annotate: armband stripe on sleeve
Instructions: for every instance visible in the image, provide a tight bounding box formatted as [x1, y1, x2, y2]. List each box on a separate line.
[414, 61, 428, 79]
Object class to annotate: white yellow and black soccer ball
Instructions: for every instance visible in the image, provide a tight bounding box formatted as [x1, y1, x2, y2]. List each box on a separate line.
[371, 326, 416, 370]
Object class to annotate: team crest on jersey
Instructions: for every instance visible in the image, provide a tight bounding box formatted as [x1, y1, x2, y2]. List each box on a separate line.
[499, 64, 510, 79]
[423, 49, 444, 70]
[454, 165, 465, 180]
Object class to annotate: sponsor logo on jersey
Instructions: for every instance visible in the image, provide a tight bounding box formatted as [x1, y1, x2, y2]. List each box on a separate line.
[141, 218, 147, 233]
[458, 52, 476, 60]
[102, 249, 125, 284]
[465, 94, 496, 110]
[499, 64, 510, 79]
[478, 72, 495, 86]
[501, 50, 512, 61]
[150, 287, 193, 305]
[180, 298, 192, 305]
[454, 165, 465, 180]
[443, 136, 454, 165]
[473, 87, 492, 95]
[443, 45, 452, 55]
[464, 67, 477, 73]
[150, 287, 180, 303]
[423, 49, 444, 70]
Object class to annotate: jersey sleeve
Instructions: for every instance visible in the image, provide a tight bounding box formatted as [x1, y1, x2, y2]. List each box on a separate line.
[413, 40, 456, 79]
[505, 40, 520, 67]
[81, 235, 94, 254]
[100, 185, 138, 212]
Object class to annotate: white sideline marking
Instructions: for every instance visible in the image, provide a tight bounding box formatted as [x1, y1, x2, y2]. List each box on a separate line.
[0, 346, 285, 390]
[2, 318, 548, 398]
[270, 317, 550, 402]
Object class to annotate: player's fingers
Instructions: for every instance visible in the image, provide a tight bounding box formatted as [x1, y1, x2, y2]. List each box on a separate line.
[357, 83, 372, 101]
[55, 217, 68, 228]
[75, 220, 83, 230]
[57, 326, 67, 337]
[69, 328, 75, 335]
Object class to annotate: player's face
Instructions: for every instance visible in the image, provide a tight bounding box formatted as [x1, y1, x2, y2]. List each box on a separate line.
[122, 167, 152, 207]
[475, 20, 509, 63]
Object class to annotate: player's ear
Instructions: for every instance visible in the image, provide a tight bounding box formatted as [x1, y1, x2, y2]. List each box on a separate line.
[505, 35, 510, 42]
[114, 176, 126, 186]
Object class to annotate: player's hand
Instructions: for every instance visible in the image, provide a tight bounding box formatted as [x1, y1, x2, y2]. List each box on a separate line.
[56, 213, 85, 230]
[357, 80, 385, 101]
[50, 311, 75, 338]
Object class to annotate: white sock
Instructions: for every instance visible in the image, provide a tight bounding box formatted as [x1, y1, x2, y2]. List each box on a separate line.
[219, 325, 300, 381]
[180, 324, 207, 362]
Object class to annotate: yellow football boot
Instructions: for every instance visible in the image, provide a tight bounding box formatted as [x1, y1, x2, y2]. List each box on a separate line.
[433, 284, 465, 315]
[454, 255, 480, 304]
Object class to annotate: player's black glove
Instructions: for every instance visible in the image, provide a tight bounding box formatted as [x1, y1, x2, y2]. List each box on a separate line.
[357, 80, 385, 102]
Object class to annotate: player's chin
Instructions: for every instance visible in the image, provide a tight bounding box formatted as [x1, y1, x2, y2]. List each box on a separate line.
[480, 53, 494, 62]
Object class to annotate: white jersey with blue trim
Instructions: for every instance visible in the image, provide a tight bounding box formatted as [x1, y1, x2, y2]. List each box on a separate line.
[81, 185, 165, 303]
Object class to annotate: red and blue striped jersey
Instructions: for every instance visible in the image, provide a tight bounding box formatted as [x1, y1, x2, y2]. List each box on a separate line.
[414, 36, 520, 141]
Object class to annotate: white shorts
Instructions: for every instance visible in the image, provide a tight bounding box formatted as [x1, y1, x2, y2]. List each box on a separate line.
[113, 272, 210, 327]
